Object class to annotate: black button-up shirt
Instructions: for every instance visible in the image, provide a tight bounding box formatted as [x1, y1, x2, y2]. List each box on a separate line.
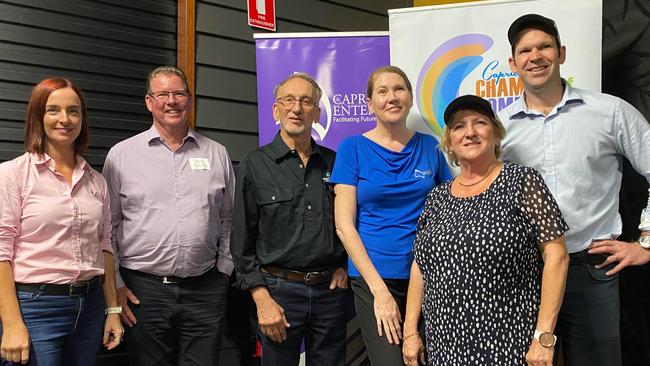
[231, 133, 346, 291]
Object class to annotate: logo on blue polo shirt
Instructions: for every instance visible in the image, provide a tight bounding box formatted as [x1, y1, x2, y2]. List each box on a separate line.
[414, 169, 432, 179]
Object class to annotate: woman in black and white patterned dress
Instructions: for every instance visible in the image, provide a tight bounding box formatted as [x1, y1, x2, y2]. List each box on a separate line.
[401, 95, 569, 366]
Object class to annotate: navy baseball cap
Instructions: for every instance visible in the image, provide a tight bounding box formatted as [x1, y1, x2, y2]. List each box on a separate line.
[508, 14, 561, 47]
[443, 95, 495, 125]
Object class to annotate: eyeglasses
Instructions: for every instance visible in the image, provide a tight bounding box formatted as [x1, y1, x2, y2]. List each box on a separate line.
[149, 90, 190, 102]
[276, 96, 318, 110]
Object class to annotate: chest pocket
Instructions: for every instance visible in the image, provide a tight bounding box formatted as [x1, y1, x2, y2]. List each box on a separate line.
[255, 187, 293, 205]
[255, 187, 294, 239]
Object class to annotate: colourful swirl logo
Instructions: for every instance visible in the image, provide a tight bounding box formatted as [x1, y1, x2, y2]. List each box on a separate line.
[416, 34, 493, 137]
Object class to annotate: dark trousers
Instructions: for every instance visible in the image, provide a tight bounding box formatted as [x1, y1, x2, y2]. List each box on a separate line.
[259, 273, 348, 366]
[555, 254, 621, 366]
[351, 277, 409, 366]
[620, 264, 650, 366]
[120, 267, 229, 366]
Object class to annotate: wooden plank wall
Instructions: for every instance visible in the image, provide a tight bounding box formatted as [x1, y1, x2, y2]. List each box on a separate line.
[0, 0, 177, 168]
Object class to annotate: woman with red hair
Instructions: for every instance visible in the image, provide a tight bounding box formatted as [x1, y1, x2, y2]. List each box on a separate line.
[0, 78, 122, 365]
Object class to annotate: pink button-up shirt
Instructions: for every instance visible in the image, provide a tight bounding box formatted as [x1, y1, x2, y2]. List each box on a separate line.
[0, 153, 112, 284]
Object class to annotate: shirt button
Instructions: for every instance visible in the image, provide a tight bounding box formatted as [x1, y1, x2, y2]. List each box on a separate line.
[299, 164, 304, 169]
[271, 196, 276, 200]
[307, 205, 312, 210]
[305, 183, 309, 188]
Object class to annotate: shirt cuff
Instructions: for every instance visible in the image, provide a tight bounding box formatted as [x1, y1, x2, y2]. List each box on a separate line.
[235, 270, 265, 291]
[115, 269, 126, 289]
[217, 257, 234, 277]
[639, 213, 650, 231]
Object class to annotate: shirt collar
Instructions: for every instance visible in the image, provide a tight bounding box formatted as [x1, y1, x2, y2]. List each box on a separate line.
[146, 125, 197, 147]
[30, 152, 90, 173]
[268, 132, 322, 161]
[510, 79, 584, 118]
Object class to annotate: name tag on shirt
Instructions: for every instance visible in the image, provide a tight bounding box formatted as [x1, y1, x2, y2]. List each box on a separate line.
[189, 158, 210, 170]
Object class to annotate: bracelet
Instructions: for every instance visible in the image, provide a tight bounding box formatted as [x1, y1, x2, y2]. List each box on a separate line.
[105, 306, 122, 315]
[403, 331, 420, 341]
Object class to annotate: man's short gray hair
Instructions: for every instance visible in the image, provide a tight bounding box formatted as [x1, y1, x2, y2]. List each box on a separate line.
[146, 65, 190, 94]
[273, 72, 322, 101]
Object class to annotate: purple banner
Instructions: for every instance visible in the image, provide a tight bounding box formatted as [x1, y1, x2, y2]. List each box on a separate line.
[255, 34, 390, 150]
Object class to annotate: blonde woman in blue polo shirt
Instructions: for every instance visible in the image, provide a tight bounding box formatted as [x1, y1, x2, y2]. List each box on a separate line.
[331, 65, 451, 365]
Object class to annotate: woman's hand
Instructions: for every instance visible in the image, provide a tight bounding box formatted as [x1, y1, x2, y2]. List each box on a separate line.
[373, 287, 402, 344]
[525, 341, 553, 366]
[402, 332, 425, 365]
[0, 322, 30, 364]
[103, 313, 125, 350]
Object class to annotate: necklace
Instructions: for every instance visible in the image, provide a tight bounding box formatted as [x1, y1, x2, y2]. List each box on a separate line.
[456, 161, 500, 187]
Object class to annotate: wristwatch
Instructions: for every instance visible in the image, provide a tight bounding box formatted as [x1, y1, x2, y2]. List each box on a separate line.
[533, 330, 556, 348]
[105, 306, 123, 315]
[639, 234, 650, 249]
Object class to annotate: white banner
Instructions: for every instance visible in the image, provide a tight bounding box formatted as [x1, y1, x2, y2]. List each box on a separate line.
[389, 0, 602, 138]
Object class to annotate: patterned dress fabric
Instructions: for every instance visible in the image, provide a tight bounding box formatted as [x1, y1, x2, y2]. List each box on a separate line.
[414, 163, 568, 365]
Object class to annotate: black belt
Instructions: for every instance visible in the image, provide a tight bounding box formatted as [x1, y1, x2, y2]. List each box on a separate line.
[15, 276, 102, 297]
[569, 250, 607, 265]
[261, 266, 333, 286]
[122, 267, 214, 285]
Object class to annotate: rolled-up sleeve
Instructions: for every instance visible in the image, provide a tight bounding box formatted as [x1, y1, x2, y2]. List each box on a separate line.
[614, 99, 650, 230]
[0, 160, 21, 262]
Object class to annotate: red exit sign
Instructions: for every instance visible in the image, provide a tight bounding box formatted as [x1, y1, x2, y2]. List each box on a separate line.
[248, 0, 276, 31]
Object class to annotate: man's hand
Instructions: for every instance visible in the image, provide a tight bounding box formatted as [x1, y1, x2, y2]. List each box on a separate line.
[0, 322, 30, 364]
[589, 240, 650, 275]
[251, 287, 290, 343]
[329, 268, 348, 290]
[118, 286, 140, 327]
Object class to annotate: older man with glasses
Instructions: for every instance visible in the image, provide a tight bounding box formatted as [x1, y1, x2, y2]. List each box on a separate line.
[102, 65, 235, 366]
[231, 72, 349, 366]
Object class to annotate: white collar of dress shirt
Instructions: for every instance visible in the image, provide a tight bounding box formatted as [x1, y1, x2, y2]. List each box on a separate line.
[512, 79, 584, 118]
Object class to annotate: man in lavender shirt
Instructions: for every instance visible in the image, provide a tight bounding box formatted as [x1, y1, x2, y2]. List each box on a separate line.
[102, 66, 235, 366]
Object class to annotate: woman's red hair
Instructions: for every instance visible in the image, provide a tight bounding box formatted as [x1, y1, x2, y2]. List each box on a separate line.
[24, 78, 89, 155]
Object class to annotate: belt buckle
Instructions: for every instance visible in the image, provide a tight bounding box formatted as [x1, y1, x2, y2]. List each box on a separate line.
[304, 272, 320, 285]
[162, 276, 177, 284]
[69, 281, 89, 297]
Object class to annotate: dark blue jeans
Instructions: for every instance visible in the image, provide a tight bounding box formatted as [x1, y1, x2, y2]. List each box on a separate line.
[556, 256, 621, 366]
[260, 273, 348, 366]
[120, 267, 229, 366]
[1, 286, 105, 366]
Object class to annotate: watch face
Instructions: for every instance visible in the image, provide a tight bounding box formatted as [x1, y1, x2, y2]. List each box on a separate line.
[539, 332, 555, 347]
